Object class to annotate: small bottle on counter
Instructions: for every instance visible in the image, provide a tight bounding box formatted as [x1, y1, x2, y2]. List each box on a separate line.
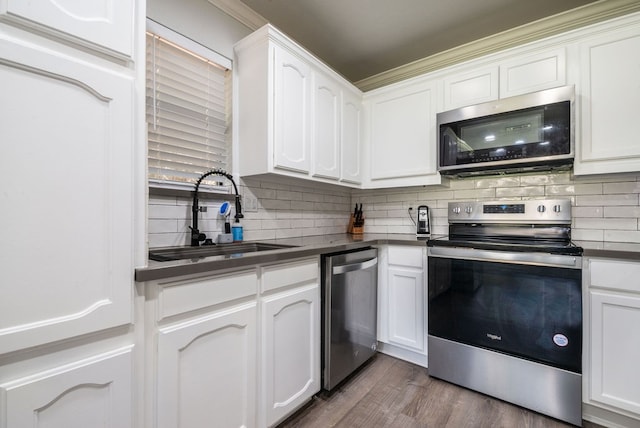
[232, 219, 243, 242]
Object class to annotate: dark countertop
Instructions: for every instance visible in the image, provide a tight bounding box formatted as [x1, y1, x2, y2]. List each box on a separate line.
[135, 233, 427, 282]
[135, 233, 640, 282]
[578, 240, 640, 261]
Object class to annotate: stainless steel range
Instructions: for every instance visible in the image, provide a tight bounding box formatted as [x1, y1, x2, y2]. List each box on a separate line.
[427, 199, 583, 426]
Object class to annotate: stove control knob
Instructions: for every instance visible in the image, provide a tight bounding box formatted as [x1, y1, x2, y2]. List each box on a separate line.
[465, 206, 473, 214]
[553, 204, 562, 213]
[452, 206, 461, 214]
[537, 205, 546, 213]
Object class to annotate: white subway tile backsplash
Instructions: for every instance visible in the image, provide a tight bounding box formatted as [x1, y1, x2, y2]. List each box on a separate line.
[147, 172, 640, 248]
[604, 206, 640, 217]
[574, 218, 637, 230]
[576, 194, 639, 206]
[603, 181, 640, 194]
[496, 186, 545, 198]
[604, 230, 640, 243]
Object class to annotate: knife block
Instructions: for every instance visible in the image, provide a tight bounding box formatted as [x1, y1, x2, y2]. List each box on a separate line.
[347, 214, 364, 235]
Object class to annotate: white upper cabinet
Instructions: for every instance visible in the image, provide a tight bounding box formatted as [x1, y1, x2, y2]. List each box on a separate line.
[235, 24, 362, 187]
[312, 71, 341, 180]
[364, 77, 441, 188]
[442, 66, 499, 111]
[575, 21, 640, 175]
[0, 0, 135, 59]
[341, 88, 363, 184]
[273, 44, 312, 174]
[499, 48, 566, 98]
[0, 33, 134, 354]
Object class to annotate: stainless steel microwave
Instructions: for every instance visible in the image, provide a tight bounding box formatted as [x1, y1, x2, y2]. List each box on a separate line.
[437, 85, 574, 177]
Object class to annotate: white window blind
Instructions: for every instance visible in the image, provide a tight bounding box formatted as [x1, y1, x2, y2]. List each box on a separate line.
[146, 26, 231, 186]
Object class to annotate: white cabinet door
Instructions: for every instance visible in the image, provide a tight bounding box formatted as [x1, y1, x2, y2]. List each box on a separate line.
[387, 266, 425, 353]
[0, 33, 134, 354]
[156, 302, 257, 428]
[575, 25, 640, 175]
[442, 66, 498, 111]
[261, 284, 320, 427]
[0, 0, 135, 59]
[312, 71, 341, 180]
[586, 258, 640, 419]
[499, 48, 566, 98]
[273, 44, 312, 174]
[589, 290, 640, 416]
[1, 346, 134, 428]
[341, 89, 362, 184]
[366, 78, 440, 188]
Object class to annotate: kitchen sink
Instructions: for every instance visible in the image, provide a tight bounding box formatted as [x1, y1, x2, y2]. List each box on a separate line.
[149, 242, 298, 262]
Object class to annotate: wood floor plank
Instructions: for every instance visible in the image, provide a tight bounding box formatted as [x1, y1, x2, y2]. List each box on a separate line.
[278, 354, 602, 428]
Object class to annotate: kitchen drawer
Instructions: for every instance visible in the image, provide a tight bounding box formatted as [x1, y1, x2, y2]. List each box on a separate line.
[261, 258, 319, 294]
[157, 270, 257, 320]
[388, 246, 424, 269]
[588, 258, 640, 293]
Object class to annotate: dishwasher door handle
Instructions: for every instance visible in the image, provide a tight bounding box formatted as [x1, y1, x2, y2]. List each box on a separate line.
[332, 257, 378, 275]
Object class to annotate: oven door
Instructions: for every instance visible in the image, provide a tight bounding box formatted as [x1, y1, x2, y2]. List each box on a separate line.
[428, 246, 582, 373]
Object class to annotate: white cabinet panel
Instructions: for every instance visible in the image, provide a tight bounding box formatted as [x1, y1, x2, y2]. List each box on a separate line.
[341, 90, 362, 184]
[589, 290, 640, 415]
[156, 302, 257, 428]
[499, 48, 566, 97]
[273, 44, 312, 174]
[1, 346, 133, 428]
[261, 284, 320, 427]
[1, 0, 134, 58]
[366, 79, 440, 187]
[377, 246, 427, 366]
[442, 66, 498, 111]
[312, 71, 341, 180]
[388, 267, 425, 352]
[0, 35, 134, 354]
[576, 25, 640, 175]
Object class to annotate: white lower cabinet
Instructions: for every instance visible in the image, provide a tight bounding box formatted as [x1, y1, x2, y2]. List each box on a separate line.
[147, 258, 320, 428]
[377, 245, 428, 367]
[0, 346, 134, 428]
[584, 258, 640, 425]
[260, 258, 320, 427]
[156, 302, 257, 428]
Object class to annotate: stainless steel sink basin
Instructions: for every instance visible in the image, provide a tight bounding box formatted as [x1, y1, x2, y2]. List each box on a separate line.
[149, 242, 297, 262]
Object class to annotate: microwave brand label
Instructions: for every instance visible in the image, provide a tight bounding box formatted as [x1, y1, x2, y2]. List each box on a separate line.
[486, 333, 502, 341]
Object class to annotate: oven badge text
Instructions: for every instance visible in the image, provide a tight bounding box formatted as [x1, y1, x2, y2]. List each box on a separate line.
[486, 333, 502, 341]
[553, 333, 569, 347]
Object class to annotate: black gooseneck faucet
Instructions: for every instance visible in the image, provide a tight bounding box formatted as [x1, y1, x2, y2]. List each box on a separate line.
[190, 168, 243, 246]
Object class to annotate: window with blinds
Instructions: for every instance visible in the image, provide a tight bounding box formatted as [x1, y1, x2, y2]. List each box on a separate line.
[146, 25, 231, 187]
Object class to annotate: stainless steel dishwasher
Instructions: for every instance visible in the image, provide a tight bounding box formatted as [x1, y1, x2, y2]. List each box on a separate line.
[321, 247, 378, 391]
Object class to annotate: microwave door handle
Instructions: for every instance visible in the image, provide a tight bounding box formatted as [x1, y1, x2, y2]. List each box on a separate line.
[332, 257, 378, 275]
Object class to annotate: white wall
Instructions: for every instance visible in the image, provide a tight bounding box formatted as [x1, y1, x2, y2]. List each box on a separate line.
[147, 0, 251, 61]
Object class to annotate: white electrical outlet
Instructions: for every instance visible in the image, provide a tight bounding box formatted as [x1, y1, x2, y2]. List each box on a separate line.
[244, 195, 258, 212]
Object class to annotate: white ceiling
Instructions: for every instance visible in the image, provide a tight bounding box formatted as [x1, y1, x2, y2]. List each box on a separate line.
[239, 0, 599, 83]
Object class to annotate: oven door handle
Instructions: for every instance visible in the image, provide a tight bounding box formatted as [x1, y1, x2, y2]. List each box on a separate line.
[428, 247, 582, 269]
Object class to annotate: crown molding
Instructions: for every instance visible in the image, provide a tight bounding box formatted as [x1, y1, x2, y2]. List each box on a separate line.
[207, 0, 267, 30]
[355, 0, 640, 91]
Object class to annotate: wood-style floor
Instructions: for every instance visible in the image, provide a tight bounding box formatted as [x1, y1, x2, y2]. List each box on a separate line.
[278, 353, 603, 428]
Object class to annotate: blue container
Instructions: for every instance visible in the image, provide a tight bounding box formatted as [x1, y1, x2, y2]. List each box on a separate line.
[232, 223, 243, 242]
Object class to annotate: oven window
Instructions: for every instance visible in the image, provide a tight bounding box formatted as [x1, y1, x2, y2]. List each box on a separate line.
[428, 257, 582, 373]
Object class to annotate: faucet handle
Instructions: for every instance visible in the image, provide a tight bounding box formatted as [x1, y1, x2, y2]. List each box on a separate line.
[188, 226, 206, 245]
